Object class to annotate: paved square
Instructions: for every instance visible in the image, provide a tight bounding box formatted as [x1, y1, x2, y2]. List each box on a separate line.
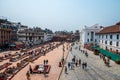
[60, 43, 120, 80]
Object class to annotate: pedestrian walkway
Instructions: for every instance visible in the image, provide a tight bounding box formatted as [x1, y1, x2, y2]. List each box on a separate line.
[60, 43, 120, 80]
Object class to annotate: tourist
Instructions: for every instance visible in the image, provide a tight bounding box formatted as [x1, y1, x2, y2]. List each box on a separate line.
[82, 62, 84, 70]
[107, 58, 110, 67]
[59, 61, 62, 67]
[75, 59, 78, 67]
[26, 71, 30, 80]
[104, 58, 107, 65]
[68, 62, 71, 69]
[46, 60, 48, 64]
[72, 57, 75, 63]
[84, 62, 87, 69]
[85, 51, 88, 58]
[78, 59, 81, 66]
[62, 58, 64, 64]
[29, 65, 33, 74]
[75, 61, 78, 67]
[65, 66, 67, 74]
[44, 60, 46, 65]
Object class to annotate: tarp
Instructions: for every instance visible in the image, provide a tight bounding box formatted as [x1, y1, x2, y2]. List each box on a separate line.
[91, 46, 99, 50]
[99, 48, 120, 61]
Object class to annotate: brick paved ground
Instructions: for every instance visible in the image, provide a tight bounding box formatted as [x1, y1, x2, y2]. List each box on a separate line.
[60, 43, 120, 80]
[12, 42, 70, 80]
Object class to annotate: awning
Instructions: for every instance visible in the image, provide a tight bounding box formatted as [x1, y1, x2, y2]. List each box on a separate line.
[99, 48, 120, 61]
[92, 46, 99, 50]
[14, 42, 24, 46]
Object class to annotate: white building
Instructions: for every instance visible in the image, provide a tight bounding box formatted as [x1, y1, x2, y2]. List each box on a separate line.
[80, 24, 103, 48]
[97, 22, 120, 54]
[43, 33, 53, 42]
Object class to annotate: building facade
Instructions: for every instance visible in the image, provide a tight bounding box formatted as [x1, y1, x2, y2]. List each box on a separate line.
[17, 28, 44, 47]
[80, 24, 103, 49]
[0, 23, 12, 48]
[10, 22, 19, 41]
[74, 30, 80, 41]
[97, 22, 120, 54]
[0, 19, 27, 49]
[43, 28, 53, 42]
[44, 33, 53, 42]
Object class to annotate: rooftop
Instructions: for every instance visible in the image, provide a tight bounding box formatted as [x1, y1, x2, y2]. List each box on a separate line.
[97, 22, 120, 34]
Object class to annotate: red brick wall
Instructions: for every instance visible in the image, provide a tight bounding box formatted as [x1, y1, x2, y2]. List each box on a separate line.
[0, 28, 12, 46]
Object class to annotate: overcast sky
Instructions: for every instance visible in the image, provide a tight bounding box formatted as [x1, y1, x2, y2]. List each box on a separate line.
[0, 0, 120, 32]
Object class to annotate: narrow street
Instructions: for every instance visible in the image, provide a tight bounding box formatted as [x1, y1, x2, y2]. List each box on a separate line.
[60, 43, 120, 80]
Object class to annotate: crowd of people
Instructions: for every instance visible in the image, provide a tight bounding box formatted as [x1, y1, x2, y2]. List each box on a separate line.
[99, 54, 110, 67]
[64, 42, 89, 74]
[64, 54, 88, 74]
[64, 41, 112, 75]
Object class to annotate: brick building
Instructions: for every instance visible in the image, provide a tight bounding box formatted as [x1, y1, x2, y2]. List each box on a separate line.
[0, 22, 12, 48]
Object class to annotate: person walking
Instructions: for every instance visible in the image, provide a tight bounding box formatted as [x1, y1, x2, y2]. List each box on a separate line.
[75, 59, 78, 67]
[29, 65, 33, 74]
[78, 59, 81, 66]
[85, 51, 88, 58]
[68, 62, 71, 69]
[46, 60, 48, 65]
[26, 71, 30, 80]
[75, 61, 78, 67]
[84, 62, 87, 69]
[104, 58, 107, 65]
[82, 62, 84, 70]
[107, 58, 110, 67]
[44, 60, 46, 65]
[72, 57, 75, 63]
[65, 66, 67, 74]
